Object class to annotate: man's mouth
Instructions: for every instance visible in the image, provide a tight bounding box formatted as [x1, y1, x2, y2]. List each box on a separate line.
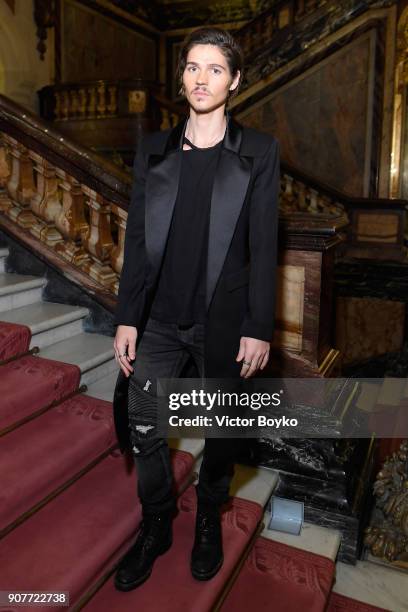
[193, 90, 209, 96]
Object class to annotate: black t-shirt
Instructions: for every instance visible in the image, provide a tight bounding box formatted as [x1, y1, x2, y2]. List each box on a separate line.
[150, 136, 223, 326]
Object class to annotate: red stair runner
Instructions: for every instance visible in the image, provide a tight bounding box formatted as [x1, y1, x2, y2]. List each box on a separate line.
[220, 537, 335, 612]
[0, 320, 31, 361]
[0, 449, 194, 611]
[0, 320, 394, 612]
[0, 354, 80, 431]
[327, 592, 391, 612]
[0, 394, 117, 533]
[83, 486, 263, 612]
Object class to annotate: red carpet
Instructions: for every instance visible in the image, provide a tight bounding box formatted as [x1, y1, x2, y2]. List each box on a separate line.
[221, 537, 335, 612]
[84, 486, 263, 612]
[0, 319, 393, 611]
[0, 394, 117, 533]
[0, 354, 81, 431]
[0, 320, 31, 361]
[0, 449, 194, 611]
[327, 592, 391, 612]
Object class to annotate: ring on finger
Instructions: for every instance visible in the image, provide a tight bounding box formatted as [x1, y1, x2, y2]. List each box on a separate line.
[243, 360, 252, 366]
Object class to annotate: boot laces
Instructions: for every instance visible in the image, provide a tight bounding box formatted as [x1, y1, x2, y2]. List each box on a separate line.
[197, 511, 219, 535]
[137, 515, 166, 551]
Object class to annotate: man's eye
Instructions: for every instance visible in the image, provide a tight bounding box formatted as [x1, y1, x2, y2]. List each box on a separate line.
[188, 66, 197, 72]
[213, 68, 221, 74]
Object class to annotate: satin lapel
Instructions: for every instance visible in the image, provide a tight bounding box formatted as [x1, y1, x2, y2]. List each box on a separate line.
[206, 147, 252, 311]
[145, 151, 182, 285]
[144, 118, 187, 286]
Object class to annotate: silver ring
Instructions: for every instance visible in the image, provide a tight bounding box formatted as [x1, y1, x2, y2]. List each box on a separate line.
[243, 360, 252, 366]
[120, 353, 127, 357]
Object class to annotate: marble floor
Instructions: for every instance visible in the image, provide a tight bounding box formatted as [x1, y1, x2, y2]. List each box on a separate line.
[333, 559, 408, 612]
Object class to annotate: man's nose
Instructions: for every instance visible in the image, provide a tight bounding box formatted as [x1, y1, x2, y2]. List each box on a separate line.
[196, 71, 208, 85]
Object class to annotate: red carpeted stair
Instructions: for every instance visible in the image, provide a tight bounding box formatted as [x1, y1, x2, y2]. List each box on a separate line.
[0, 449, 194, 610]
[220, 538, 393, 612]
[0, 320, 195, 609]
[326, 593, 390, 612]
[0, 320, 31, 361]
[83, 485, 263, 611]
[0, 354, 81, 431]
[220, 537, 335, 612]
[0, 394, 117, 534]
[0, 322, 397, 611]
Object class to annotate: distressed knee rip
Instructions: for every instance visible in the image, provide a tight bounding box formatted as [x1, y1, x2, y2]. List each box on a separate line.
[135, 423, 155, 435]
[127, 379, 163, 455]
[129, 428, 165, 457]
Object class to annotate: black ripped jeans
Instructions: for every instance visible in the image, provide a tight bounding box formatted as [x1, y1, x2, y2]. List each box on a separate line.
[127, 317, 240, 516]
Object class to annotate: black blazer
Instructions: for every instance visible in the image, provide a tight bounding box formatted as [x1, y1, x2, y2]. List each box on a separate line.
[115, 112, 280, 340]
[113, 113, 280, 451]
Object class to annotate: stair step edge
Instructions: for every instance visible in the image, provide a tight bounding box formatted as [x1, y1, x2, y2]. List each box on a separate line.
[0, 275, 46, 296]
[0, 305, 89, 334]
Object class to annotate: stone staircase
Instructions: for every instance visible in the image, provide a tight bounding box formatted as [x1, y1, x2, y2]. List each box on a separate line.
[0, 246, 117, 388]
[0, 244, 406, 611]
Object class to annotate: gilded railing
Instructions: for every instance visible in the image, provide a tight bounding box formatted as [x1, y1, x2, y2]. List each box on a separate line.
[0, 94, 133, 306]
[38, 80, 186, 131]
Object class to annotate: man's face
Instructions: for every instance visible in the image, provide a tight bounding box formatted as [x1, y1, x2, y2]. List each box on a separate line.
[182, 44, 240, 114]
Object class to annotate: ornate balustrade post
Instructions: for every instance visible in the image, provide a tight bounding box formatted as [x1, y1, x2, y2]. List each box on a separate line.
[106, 86, 117, 116]
[70, 90, 79, 118]
[54, 91, 62, 120]
[54, 169, 90, 265]
[61, 91, 70, 120]
[78, 88, 87, 119]
[29, 152, 63, 247]
[109, 204, 128, 294]
[3, 135, 37, 228]
[87, 86, 97, 119]
[97, 82, 107, 118]
[0, 134, 11, 211]
[81, 187, 117, 286]
[160, 108, 171, 130]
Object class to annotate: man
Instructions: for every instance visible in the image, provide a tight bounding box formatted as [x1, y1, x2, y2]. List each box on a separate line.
[112, 26, 280, 591]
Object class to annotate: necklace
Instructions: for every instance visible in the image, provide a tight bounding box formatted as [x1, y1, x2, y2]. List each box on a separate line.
[184, 118, 226, 149]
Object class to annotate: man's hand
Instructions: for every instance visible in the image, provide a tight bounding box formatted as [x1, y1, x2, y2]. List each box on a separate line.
[236, 336, 270, 378]
[114, 325, 138, 377]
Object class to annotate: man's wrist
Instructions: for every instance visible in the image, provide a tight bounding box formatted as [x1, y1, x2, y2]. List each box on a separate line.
[240, 317, 274, 343]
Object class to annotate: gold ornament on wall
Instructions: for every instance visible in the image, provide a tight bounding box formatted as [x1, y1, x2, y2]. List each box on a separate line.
[128, 90, 146, 114]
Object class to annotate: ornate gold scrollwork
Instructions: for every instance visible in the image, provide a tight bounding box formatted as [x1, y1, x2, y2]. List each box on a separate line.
[364, 440, 408, 566]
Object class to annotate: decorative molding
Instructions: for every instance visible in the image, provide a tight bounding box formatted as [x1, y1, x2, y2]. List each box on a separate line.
[33, 0, 57, 61]
[390, 5, 408, 197]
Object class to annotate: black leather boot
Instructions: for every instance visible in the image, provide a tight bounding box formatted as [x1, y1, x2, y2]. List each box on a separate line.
[114, 511, 173, 591]
[191, 504, 223, 581]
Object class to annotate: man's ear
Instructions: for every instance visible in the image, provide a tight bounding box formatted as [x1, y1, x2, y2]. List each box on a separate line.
[229, 70, 241, 93]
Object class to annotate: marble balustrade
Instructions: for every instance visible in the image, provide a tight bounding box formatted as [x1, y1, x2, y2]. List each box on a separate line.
[0, 132, 124, 293]
[0, 129, 349, 295]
